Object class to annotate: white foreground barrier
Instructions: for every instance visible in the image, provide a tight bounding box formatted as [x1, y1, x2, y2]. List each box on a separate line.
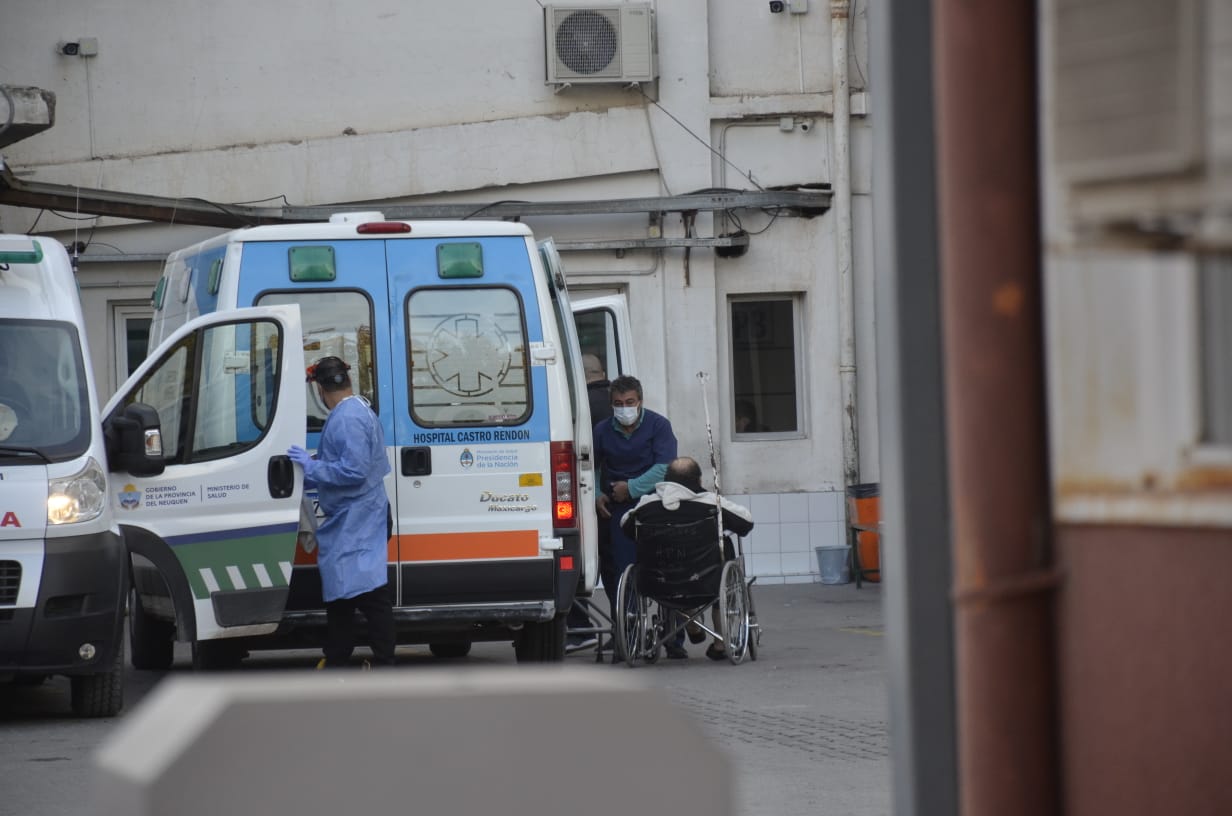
[94, 668, 730, 816]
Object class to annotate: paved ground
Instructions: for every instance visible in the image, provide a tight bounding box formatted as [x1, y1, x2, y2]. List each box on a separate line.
[567, 581, 890, 816]
[1, 580, 887, 816]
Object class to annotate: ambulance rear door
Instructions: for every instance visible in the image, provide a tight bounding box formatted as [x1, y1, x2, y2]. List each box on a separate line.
[241, 238, 398, 610]
[539, 239, 598, 593]
[386, 235, 558, 609]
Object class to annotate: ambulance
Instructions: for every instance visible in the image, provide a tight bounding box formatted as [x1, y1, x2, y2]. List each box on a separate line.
[125, 213, 628, 667]
[0, 235, 161, 716]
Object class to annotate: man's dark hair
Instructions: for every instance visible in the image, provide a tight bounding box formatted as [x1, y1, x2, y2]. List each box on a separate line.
[665, 456, 704, 492]
[308, 356, 352, 392]
[610, 375, 643, 401]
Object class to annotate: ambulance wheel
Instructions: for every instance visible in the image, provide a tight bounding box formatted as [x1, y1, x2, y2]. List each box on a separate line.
[70, 635, 124, 718]
[429, 642, 472, 659]
[129, 590, 174, 671]
[191, 639, 248, 671]
[514, 612, 567, 663]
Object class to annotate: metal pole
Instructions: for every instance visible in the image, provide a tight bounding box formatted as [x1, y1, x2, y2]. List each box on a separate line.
[870, 0, 959, 813]
[933, 2, 1060, 814]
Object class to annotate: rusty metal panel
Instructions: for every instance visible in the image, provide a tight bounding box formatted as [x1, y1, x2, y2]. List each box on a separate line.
[1056, 523, 1232, 816]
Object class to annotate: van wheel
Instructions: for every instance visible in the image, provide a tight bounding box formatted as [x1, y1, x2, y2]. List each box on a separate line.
[191, 640, 248, 671]
[514, 613, 567, 663]
[129, 590, 175, 671]
[429, 642, 472, 659]
[70, 636, 124, 718]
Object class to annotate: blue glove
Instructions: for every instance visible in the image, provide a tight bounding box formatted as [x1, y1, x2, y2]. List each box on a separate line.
[287, 445, 313, 468]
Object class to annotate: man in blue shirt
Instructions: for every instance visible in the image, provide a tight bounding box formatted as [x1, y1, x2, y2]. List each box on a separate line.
[593, 374, 681, 656]
[288, 356, 396, 668]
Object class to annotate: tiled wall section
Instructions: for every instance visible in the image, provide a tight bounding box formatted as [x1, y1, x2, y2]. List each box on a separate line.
[724, 491, 848, 585]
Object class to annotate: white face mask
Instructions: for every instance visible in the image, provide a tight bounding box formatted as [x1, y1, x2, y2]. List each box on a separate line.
[613, 406, 640, 427]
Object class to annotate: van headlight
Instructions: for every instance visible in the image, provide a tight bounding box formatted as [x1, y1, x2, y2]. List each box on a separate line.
[48, 457, 107, 525]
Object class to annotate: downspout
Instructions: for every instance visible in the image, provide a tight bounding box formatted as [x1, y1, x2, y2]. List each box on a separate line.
[831, 0, 859, 488]
[933, 2, 1060, 815]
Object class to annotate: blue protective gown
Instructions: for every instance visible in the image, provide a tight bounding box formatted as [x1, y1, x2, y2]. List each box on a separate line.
[300, 395, 392, 602]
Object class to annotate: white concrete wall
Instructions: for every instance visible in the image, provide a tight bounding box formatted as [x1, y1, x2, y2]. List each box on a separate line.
[0, 0, 876, 579]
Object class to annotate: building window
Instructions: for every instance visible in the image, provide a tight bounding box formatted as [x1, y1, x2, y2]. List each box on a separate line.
[112, 304, 153, 394]
[729, 296, 802, 436]
[1199, 255, 1232, 445]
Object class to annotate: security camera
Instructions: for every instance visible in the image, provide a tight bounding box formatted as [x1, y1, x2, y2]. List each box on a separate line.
[769, 1, 786, 12]
[800, 121, 811, 132]
[59, 41, 80, 56]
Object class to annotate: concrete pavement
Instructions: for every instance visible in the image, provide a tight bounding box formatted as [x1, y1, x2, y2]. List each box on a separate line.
[564, 580, 890, 816]
[1, 579, 888, 816]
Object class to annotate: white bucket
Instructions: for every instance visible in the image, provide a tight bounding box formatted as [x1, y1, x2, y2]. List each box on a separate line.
[816, 545, 852, 585]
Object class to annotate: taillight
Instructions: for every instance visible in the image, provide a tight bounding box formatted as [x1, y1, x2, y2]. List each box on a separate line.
[356, 222, 412, 234]
[551, 441, 576, 529]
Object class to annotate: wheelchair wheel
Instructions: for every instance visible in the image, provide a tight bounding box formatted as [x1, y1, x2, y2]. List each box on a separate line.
[643, 605, 661, 665]
[745, 574, 760, 661]
[718, 560, 750, 665]
[614, 564, 643, 666]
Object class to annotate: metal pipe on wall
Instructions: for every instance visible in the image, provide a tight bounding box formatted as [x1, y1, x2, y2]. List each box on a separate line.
[933, 2, 1060, 815]
[831, 0, 859, 488]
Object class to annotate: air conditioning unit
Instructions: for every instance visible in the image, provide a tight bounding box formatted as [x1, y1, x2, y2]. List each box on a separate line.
[545, 4, 657, 85]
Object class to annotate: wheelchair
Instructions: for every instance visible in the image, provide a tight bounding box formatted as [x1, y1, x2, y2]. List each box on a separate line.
[613, 512, 760, 667]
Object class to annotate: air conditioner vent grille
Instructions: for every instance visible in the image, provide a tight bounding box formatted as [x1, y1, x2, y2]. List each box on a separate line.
[555, 10, 620, 76]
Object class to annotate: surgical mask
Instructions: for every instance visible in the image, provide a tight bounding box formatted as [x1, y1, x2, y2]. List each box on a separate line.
[613, 406, 640, 427]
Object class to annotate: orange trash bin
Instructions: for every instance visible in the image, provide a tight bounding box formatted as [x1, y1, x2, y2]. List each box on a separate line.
[845, 483, 881, 584]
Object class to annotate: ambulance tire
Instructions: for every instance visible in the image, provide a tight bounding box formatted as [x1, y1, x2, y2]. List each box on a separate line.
[70, 633, 124, 718]
[129, 590, 175, 671]
[191, 639, 248, 672]
[513, 612, 567, 663]
[429, 642, 472, 659]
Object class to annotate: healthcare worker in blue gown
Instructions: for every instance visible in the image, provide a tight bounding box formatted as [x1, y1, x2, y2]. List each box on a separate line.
[288, 356, 396, 667]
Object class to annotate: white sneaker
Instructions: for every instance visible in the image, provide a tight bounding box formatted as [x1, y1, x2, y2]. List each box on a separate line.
[565, 635, 599, 654]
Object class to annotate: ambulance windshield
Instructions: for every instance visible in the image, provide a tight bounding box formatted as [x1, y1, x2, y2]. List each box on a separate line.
[0, 320, 91, 462]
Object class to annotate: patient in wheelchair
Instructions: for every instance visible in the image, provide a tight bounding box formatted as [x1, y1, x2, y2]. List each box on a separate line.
[620, 456, 754, 660]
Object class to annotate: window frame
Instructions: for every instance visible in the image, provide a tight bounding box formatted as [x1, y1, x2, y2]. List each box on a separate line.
[255, 287, 379, 434]
[120, 317, 286, 466]
[111, 302, 154, 395]
[727, 293, 807, 441]
[404, 283, 533, 429]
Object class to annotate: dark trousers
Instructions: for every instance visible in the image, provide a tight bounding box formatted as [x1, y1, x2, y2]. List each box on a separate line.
[600, 502, 636, 616]
[323, 583, 396, 667]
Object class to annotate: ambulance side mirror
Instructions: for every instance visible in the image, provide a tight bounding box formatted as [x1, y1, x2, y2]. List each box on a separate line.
[104, 402, 166, 477]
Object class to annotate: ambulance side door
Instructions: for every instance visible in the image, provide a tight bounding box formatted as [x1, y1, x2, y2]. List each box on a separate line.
[104, 305, 306, 641]
[568, 293, 638, 380]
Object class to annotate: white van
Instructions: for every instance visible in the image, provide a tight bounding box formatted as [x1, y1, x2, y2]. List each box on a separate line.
[129, 213, 630, 665]
[0, 236, 130, 716]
